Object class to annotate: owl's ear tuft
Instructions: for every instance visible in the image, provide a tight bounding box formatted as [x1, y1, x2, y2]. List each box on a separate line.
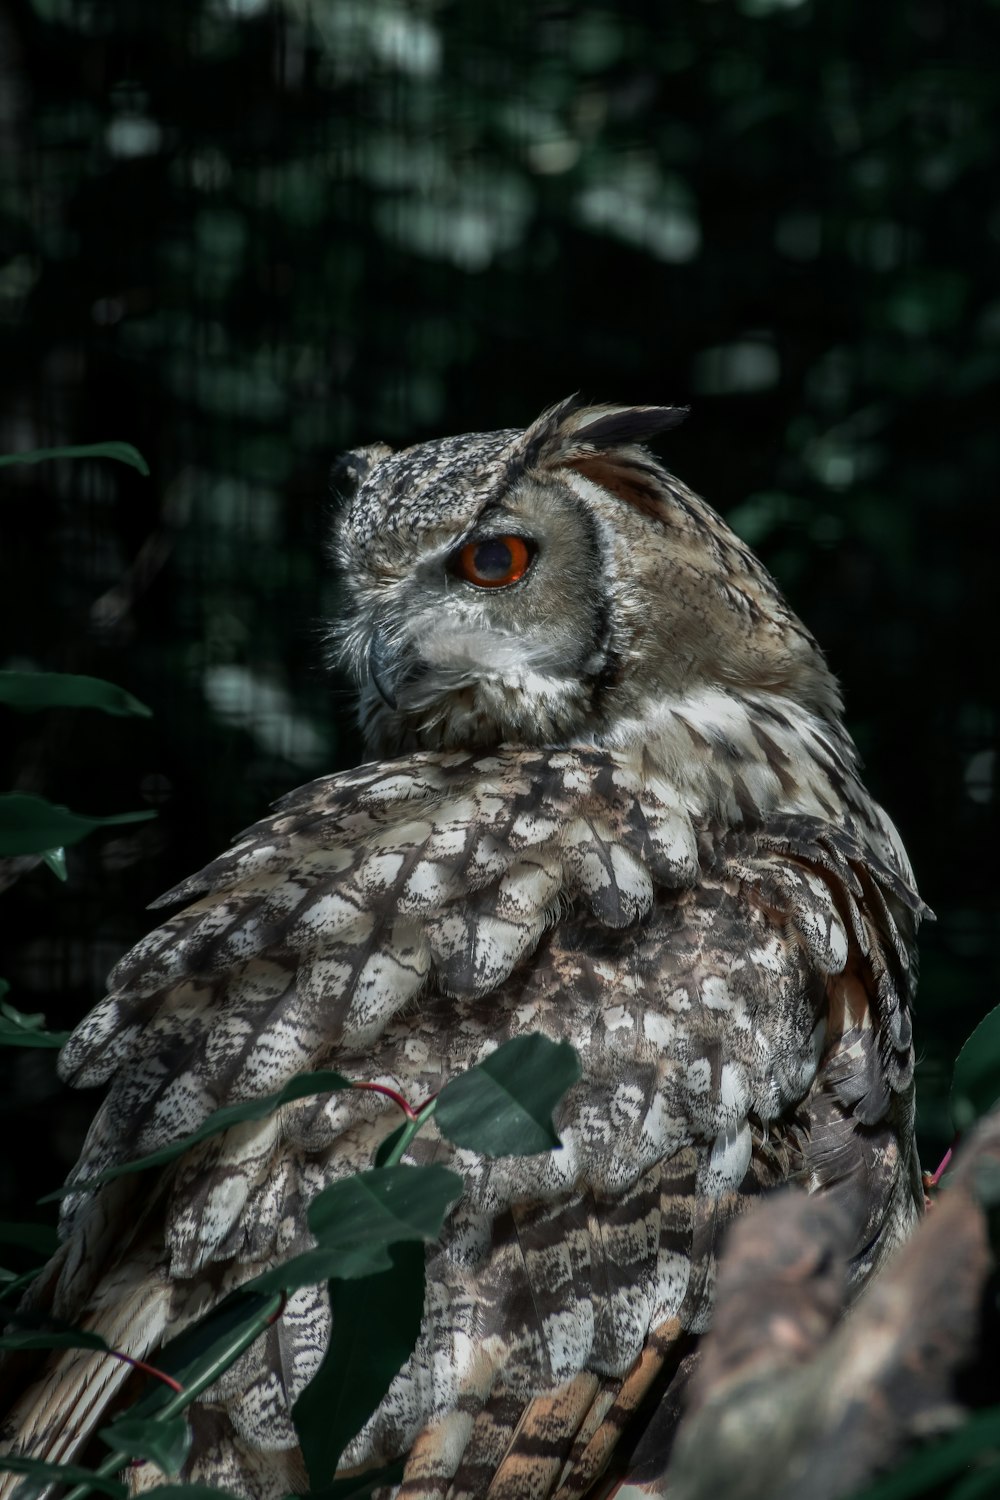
[519, 399, 689, 524]
[519, 397, 688, 469]
[331, 442, 393, 503]
[569, 403, 689, 451]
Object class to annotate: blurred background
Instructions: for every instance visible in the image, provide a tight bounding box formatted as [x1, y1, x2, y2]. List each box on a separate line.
[0, 0, 997, 1219]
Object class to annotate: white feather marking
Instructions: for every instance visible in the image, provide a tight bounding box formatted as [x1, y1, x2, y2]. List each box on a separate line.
[706, 1119, 753, 1195]
[134, 1069, 218, 1154]
[353, 934, 431, 1020]
[401, 859, 458, 908]
[701, 975, 733, 1012]
[608, 843, 654, 917]
[685, 1058, 712, 1097]
[509, 811, 562, 846]
[372, 817, 434, 850]
[471, 914, 542, 992]
[642, 1011, 676, 1048]
[718, 1062, 750, 1120]
[355, 850, 407, 892]
[495, 858, 562, 919]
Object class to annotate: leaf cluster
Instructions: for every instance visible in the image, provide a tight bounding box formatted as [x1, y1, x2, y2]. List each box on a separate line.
[0, 1028, 580, 1500]
[1, 444, 153, 1039]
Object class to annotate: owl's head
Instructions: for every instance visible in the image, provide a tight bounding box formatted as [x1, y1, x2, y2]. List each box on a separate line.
[333, 397, 841, 756]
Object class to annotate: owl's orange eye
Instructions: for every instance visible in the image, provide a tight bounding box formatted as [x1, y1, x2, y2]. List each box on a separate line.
[453, 535, 534, 589]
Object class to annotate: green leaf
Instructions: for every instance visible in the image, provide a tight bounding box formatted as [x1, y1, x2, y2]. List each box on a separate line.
[0, 794, 156, 857]
[128, 1289, 284, 1420]
[0, 671, 152, 718]
[373, 1121, 408, 1168]
[951, 1004, 1000, 1131]
[0, 1268, 44, 1302]
[0, 1456, 126, 1498]
[0, 999, 70, 1049]
[44, 1069, 353, 1200]
[0, 442, 149, 475]
[249, 1164, 463, 1292]
[12, 1299, 277, 1500]
[99, 1415, 191, 1476]
[293, 1243, 425, 1489]
[141, 1489, 244, 1500]
[0, 1222, 58, 1256]
[42, 847, 68, 881]
[946, 1466, 1000, 1500]
[435, 1035, 581, 1156]
[845, 1408, 1000, 1500]
[0, 1329, 111, 1353]
[0, 1308, 112, 1353]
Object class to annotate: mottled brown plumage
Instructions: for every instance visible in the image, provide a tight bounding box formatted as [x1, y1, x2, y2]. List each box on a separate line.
[1, 399, 924, 1499]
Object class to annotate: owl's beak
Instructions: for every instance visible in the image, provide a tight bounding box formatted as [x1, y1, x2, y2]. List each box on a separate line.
[368, 629, 398, 709]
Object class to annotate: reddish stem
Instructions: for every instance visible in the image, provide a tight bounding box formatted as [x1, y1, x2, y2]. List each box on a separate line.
[351, 1081, 418, 1120]
[927, 1145, 953, 1189]
[108, 1350, 184, 1394]
[106, 1292, 285, 1408]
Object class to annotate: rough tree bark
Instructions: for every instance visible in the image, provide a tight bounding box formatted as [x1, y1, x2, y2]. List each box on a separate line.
[654, 1108, 1000, 1500]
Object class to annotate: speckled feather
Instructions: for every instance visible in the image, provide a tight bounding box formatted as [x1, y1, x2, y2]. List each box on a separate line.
[0, 399, 925, 1500]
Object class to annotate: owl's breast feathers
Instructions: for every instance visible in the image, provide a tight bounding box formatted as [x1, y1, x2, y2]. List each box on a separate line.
[1, 710, 924, 1500]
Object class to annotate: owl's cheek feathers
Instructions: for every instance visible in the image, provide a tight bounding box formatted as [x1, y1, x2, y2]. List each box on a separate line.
[363, 650, 598, 755]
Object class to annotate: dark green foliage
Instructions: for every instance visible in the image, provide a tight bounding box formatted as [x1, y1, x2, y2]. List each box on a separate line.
[0, 793, 155, 858]
[951, 1006, 1000, 1133]
[847, 1409, 1000, 1500]
[0, 1327, 111, 1354]
[434, 1034, 582, 1155]
[141, 1489, 242, 1500]
[249, 1164, 463, 1291]
[293, 1244, 426, 1489]
[0, 1222, 58, 1257]
[97, 1416, 192, 1477]
[0, 1456, 127, 1498]
[44, 1069, 353, 1198]
[0, 998, 68, 1049]
[0, 443, 149, 475]
[0, 1048, 576, 1500]
[0, 672, 152, 718]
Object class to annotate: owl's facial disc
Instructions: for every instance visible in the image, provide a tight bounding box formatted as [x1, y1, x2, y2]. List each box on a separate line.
[365, 528, 570, 719]
[345, 488, 614, 752]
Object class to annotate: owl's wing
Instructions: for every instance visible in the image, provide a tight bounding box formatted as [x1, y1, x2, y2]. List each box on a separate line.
[374, 817, 924, 1500]
[0, 746, 701, 1488]
[56, 747, 700, 1185]
[0, 747, 923, 1500]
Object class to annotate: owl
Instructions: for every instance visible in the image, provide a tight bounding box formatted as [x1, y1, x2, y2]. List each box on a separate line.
[0, 398, 923, 1500]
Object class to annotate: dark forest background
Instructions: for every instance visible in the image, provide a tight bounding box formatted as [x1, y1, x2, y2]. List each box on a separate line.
[0, 0, 997, 1225]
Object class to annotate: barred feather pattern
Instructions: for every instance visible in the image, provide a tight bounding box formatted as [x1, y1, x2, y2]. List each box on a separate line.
[1, 728, 922, 1500]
